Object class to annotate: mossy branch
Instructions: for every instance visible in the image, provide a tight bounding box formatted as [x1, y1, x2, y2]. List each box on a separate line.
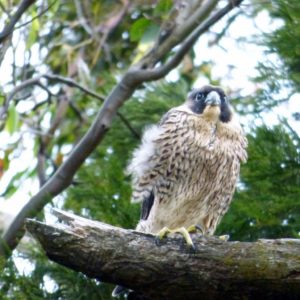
[26, 209, 300, 300]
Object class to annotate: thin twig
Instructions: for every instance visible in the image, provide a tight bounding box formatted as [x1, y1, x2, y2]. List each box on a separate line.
[14, 0, 58, 31]
[0, 2, 12, 19]
[116, 112, 140, 139]
[279, 117, 300, 144]
[69, 101, 86, 122]
[1, 73, 139, 139]
[44, 74, 139, 138]
[43, 74, 106, 101]
[31, 99, 51, 111]
[73, 0, 95, 37]
[208, 11, 241, 47]
[0, 76, 42, 120]
[37, 143, 47, 187]
[0, 0, 37, 44]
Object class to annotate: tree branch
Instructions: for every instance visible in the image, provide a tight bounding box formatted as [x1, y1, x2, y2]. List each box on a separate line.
[0, 0, 37, 44]
[73, 0, 95, 38]
[134, 0, 244, 82]
[0, 0, 245, 258]
[139, 0, 219, 68]
[43, 74, 106, 101]
[44, 74, 140, 138]
[0, 76, 42, 121]
[14, 0, 58, 31]
[0, 73, 139, 138]
[26, 209, 300, 300]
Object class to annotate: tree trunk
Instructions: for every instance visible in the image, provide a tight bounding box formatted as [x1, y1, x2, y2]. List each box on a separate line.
[26, 209, 300, 300]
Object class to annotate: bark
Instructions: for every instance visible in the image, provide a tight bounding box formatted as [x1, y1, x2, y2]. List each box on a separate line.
[26, 209, 300, 300]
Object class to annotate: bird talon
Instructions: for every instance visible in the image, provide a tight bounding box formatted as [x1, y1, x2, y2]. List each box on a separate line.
[187, 224, 205, 235]
[155, 236, 161, 246]
[219, 234, 229, 241]
[187, 241, 196, 253]
[195, 224, 204, 234]
[155, 226, 195, 250]
[155, 226, 170, 246]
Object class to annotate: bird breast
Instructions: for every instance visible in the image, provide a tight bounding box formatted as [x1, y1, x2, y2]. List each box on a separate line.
[134, 109, 247, 235]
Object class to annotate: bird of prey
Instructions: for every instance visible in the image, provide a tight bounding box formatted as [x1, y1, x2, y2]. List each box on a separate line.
[112, 85, 247, 297]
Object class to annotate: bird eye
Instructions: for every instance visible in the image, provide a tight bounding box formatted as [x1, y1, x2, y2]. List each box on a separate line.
[196, 92, 204, 102]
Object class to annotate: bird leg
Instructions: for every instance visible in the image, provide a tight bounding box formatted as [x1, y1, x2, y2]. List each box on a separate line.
[156, 226, 200, 250]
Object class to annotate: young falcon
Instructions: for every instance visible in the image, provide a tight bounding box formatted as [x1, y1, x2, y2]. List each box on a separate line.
[128, 85, 247, 243]
[112, 85, 247, 297]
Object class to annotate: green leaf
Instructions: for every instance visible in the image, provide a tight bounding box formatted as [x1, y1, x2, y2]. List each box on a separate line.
[0, 94, 4, 105]
[132, 23, 160, 63]
[154, 0, 173, 17]
[140, 23, 160, 44]
[130, 18, 151, 42]
[3, 149, 12, 171]
[26, 10, 40, 49]
[5, 104, 19, 135]
[0, 169, 27, 198]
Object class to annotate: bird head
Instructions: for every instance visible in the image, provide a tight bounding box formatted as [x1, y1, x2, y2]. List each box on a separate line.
[187, 85, 232, 123]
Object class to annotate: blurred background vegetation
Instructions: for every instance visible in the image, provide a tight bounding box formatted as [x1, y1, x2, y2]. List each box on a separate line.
[0, 0, 299, 299]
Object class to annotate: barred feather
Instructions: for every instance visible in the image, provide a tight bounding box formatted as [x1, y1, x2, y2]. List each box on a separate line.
[128, 87, 247, 235]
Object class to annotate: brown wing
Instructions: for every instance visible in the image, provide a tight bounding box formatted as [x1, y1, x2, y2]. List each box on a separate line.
[128, 109, 187, 221]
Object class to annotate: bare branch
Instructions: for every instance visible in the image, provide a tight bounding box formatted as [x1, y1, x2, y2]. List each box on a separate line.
[117, 111, 140, 139]
[133, 0, 244, 82]
[35, 94, 70, 187]
[26, 209, 300, 300]
[43, 74, 106, 101]
[208, 11, 241, 47]
[140, 0, 219, 68]
[91, 0, 130, 66]
[0, 0, 37, 44]
[0, 76, 42, 121]
[37, 144, 47, 187]
[0, 73, 103, 122]
[73, 0, 95, 38]
[0, 35, 12, 67]
[1, 72, 139, 140]
[0, 2, 11, 19]
[69, 101, 86, 123]
[46, 95, 69, 139]
[44, 74, 139, 138]
[14, 0, 58, 31]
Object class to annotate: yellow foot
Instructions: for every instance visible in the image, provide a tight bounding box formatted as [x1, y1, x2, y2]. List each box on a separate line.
[187, 224, 204, 234]
[218, 234, 229, 241]
[155, 226, 196, 250]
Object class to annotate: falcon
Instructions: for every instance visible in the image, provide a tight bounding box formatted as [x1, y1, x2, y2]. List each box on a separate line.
[112, 85, 247, 296]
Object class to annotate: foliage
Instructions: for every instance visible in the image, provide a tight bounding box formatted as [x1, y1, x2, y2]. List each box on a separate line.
[0, 250, 113, 300]
[246, 0, 300, 113]
[266, 0, 300, 90]
[218, 125, 300, 241]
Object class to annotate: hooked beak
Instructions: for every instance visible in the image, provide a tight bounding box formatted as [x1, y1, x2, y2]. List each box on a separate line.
[205, 91, 221, 106]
